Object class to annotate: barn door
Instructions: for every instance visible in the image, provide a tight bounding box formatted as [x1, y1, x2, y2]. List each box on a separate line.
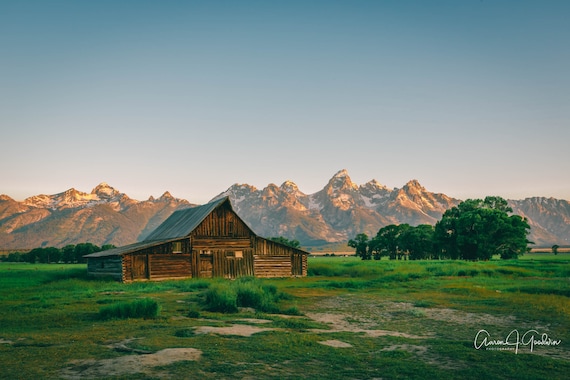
[132, 254, 149, 280]
[195, 250, 212, 278]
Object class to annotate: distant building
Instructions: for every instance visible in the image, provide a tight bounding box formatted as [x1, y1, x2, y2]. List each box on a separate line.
[84, 197, 308, 282]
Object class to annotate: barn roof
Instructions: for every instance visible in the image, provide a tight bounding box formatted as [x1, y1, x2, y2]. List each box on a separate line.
[83, 239, 180, 258]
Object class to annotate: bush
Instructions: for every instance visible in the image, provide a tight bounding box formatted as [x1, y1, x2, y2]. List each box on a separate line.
[201, 278, 286, 313]
[235, 279, 279, 313]
[99, 298, 160, 320]
[175, 328, 195, 337]
[204, 283, 238, 313]
[281, 306, 303, 316]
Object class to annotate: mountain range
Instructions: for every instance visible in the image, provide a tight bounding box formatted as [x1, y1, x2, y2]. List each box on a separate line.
[1, 170, 568, 249]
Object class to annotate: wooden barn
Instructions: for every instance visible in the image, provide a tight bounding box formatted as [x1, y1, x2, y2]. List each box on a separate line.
[84, 197, 308, 282]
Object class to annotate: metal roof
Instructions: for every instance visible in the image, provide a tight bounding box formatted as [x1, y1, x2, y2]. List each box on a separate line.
[83, 239, 180, 258]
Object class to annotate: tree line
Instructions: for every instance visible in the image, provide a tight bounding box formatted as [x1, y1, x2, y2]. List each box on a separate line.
[1, 243, 116, 264]
[349, 196, 531, 261]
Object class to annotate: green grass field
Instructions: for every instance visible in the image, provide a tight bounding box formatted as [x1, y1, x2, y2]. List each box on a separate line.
[1, 255, 569, 379]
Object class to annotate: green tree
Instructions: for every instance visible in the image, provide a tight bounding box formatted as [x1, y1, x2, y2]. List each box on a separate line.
[348, 233, 371, 260]
[552, 244, 559, 255]
[370, 224, 409, 260]
[400, 224, 435, 260]
[74, 243, 100, 263]
[26, 248, 42, 263]
[434, 196, 531, 260]
[62, 245, 76, 263]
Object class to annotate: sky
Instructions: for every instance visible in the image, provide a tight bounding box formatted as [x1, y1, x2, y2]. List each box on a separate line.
[1, 0, 569, 204]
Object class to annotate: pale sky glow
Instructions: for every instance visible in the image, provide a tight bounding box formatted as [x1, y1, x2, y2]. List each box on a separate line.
[1, 1, 569, 204]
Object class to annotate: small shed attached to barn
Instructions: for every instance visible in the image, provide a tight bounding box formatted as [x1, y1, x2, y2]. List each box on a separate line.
[84, 197, 308, 282]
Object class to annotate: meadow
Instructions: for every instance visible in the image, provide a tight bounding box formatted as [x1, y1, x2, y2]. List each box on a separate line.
[0, 254, 569, 379]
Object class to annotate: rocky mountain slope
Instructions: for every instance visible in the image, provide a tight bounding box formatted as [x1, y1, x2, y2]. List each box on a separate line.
[1, 171, 568, 249]
[0, 183, 192, 249]
[212, 170, 569, 247]
[212, 170, 460, 245]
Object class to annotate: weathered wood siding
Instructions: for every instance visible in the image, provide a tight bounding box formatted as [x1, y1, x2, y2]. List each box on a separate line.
[192, 237, 252, 250]
[253, 237, 307, 277]
[254, 254, 292, 277]
[292, 253, 308, 277]
[213, 249, 255, 278]
[149, 254, 192, 280]
[121, 239, 192, 282]
[192, 202, 252, 238]
[86, 256, 123, 281]
[187, 204, 258, 279]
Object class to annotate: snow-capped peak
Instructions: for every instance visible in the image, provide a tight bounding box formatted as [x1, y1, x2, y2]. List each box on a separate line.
[280, 180, 300, 193]
[159, 191, 174, 200]
[333, 169, 350, 178]
[362, 179, 388, 190]
[327, 169, 358, 192]
[91, 182, 120, 198]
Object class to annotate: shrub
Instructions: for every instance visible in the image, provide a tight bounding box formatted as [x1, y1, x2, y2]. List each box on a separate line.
[281, 306, 303, 316]
[175, 328, 195, 337]
[201, 278, 287, 313]
[99, 298, 160, 320]
[203, 283, 238, 313]
[235, 280, 279, 313]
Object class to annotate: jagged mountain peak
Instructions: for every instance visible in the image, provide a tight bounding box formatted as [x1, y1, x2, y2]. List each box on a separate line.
[0, 194, 15, 201]
[403, 179, 424, 190]
[159, 191, 174, 200]
[326, 169, 358, 192]
[229, 183, 258, 192]
[361, 179, 388, 191]
[280, 180, 302, 194]
[333, 168, 350, 178]
[91, 182, 120, 198]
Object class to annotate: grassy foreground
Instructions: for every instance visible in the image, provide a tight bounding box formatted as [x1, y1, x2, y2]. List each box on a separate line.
[0, 254, 569, 379]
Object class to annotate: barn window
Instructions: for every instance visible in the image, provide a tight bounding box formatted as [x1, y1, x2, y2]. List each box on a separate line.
[226, 251, 243, 259]
[172, 241, 182, 253]
[228, 221, 234, 236]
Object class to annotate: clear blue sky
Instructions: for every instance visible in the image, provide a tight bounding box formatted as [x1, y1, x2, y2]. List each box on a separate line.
[1, 0, 569, 203]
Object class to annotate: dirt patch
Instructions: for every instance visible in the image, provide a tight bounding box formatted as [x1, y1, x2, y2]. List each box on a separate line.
[61, 348, 202, 379]
[0, 339, 13, 345]
[421, 307, 517, 327]
[194, 324, 274, 337]
[319, 339, 353, 348]
[381, 344, 427, 354]
[306, 311, 429, 339]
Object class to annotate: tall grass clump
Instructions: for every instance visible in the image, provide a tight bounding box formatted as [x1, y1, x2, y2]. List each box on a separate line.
[204, 282, 238, 313]
[202, 277, 286, 313]
[99, 298, 160, 320]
